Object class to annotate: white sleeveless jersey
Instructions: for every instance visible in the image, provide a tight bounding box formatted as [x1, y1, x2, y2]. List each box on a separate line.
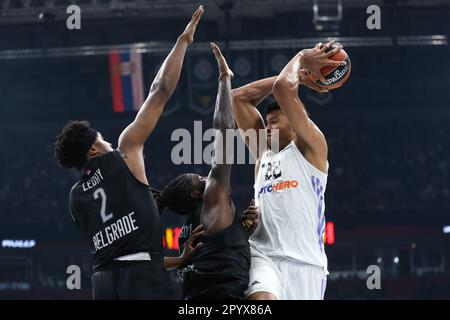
[250, 140, 328, 271]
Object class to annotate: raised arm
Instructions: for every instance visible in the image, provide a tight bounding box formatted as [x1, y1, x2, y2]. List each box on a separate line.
[117, 6, 204, 184]
[272, 40, 345, 174]
[200, 43, 235, 235]
[119, 6, 203, 151]
[208, 43, 235, 185]
[231, 77, 277, 160]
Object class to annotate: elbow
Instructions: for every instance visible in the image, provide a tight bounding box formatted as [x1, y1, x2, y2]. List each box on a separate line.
[231, 95, 240, 111]
[150, 80, 171, 100]
[272, 78, 289, 99]
[231, 87, 253, 104]
[231, 89, 244, 104]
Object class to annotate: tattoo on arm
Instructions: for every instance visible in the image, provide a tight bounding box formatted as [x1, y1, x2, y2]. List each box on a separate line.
[210, 77, 235, 184]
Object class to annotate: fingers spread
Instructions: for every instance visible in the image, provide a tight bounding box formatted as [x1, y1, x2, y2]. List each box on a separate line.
[194, 242, 204, 249]
[318, 44, 327, 53]
[325, 44, 342, 57]
[187, 230, 204, 243]
[192, 224, 204, 234]
[243, 212, 258, 219]
[317, 39, 334, 54]
[324, 39, 336, 50]
[299, 70, 309, 82]
[243, 210, 258, 217]
[328, 59, 347, 66]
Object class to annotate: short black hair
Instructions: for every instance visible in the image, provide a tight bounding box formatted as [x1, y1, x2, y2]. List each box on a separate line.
[159, 174, 201, 215]
[260, 95, 310, 118]
[259, 95, 280, 116]
[53, 120, 91, 170]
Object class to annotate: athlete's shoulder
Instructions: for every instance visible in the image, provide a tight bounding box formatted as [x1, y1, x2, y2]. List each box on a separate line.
[96, 149, 126, 173]
[68, 182, 80, 223]
[307, 118, 327, 141]
[291, 140, 329, 177]
[69, 181, 80, 198]
[69, 181, 81, 215]
[70, 180, 80, 191]
[99, 149, 123, 163]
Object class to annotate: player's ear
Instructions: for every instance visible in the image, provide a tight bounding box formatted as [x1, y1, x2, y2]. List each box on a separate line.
[191, 190, 203, 200]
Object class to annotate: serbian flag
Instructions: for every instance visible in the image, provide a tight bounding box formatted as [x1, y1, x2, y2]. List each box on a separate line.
[109, 49, 144, 113]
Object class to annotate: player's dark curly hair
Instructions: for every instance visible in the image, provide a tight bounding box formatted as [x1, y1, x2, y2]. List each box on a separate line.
[158, 174, 202, 215]
[53, 120, 91, 170]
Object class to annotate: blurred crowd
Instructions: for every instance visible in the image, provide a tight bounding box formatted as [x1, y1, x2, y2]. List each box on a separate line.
[325, 114, 450, 215]
[1, 111, 449, 299]
[1, 112, 448, 225]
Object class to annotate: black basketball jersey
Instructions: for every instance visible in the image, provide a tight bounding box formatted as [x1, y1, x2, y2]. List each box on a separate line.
[177, 205, 251, 299]
[177, 205, 201, 252]
[69, 150, 163, 271]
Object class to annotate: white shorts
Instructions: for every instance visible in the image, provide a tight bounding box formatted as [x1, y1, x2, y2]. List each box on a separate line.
[245, 249, 327, 300]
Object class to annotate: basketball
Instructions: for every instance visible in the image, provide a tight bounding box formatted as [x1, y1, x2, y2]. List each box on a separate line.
[3, 0, 449, 305]
[308, 43, 352, 90]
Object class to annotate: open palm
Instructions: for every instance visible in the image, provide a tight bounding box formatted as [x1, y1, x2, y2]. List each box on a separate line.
[180, 5, 204, 44]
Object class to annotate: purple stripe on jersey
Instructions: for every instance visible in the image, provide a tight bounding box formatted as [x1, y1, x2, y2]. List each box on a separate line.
[311, 175, 326, 252]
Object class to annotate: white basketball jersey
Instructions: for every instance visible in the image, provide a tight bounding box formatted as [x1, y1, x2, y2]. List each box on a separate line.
[250, 140, 328, 271]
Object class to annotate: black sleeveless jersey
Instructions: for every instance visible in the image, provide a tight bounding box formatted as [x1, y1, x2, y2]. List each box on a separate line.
[177, 205, 201, 252]
[178, 205, 251, 299]
[69, 150, 163, 271]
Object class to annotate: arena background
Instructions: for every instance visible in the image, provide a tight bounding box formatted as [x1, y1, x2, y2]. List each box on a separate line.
[0, 0, 449, 299]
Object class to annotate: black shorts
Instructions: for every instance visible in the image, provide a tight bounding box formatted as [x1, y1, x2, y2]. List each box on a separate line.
[185, 281, 247, 300]
[183, 277, 248, 300]
[91, 260, 174, 300]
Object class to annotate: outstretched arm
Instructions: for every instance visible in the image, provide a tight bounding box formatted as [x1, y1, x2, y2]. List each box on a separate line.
[119, 6, 203, 150]
[272, 40, 344, 174]
[231, 77, 277, 160]
[201, 43, 235, 235]
[117, 6, 204, 184]
[209, 44, 235, 186]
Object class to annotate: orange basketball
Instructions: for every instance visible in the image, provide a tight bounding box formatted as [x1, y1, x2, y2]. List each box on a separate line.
[308, 44, 351, 90]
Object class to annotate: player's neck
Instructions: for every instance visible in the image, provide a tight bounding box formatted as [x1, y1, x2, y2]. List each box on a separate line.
[268, 140, 292, 154]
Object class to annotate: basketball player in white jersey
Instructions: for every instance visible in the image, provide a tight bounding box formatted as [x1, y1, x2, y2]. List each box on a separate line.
[231, 41, 345, 300]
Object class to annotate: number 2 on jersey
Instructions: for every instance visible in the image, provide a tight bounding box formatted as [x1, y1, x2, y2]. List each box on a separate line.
[93, 188, 113, 223]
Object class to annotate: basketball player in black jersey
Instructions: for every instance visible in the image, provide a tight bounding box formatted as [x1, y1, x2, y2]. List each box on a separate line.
[155, 43, 255, 300]
[53, 6, 205, 299]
